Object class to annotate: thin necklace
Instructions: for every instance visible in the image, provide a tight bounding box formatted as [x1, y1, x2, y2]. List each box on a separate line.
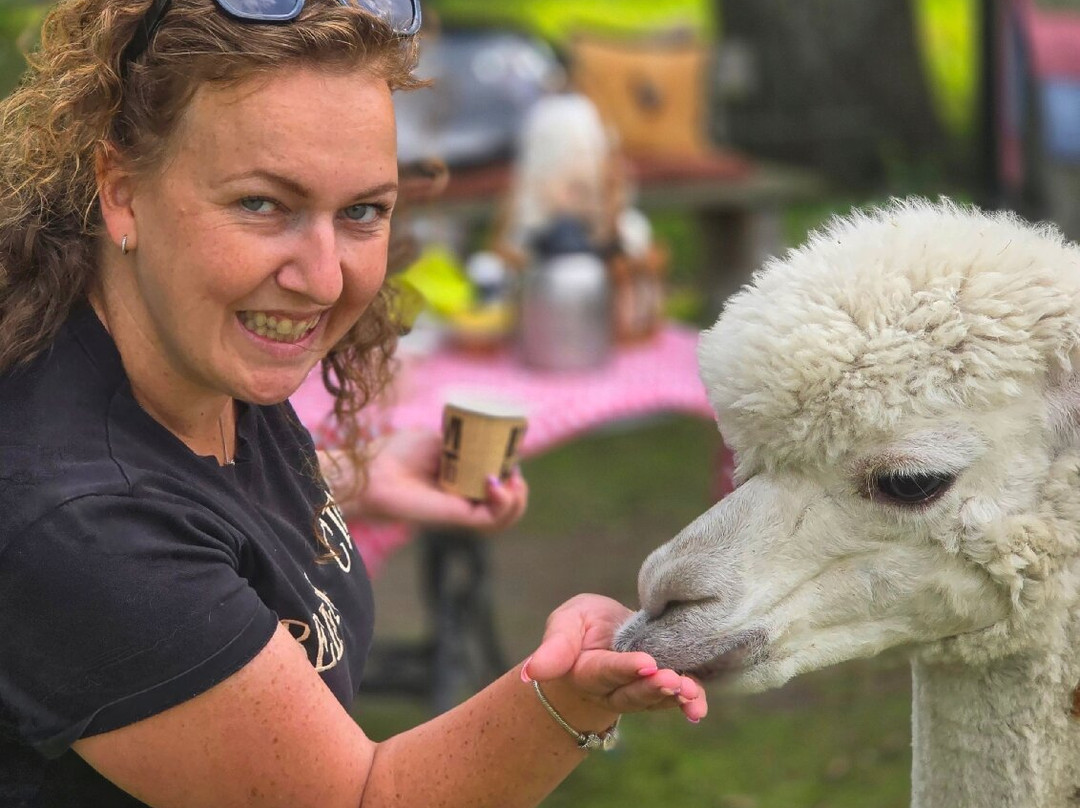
[218, 411, 235, 467]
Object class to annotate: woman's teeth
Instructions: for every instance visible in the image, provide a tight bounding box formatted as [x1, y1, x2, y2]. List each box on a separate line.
[240, 312, 321, 343]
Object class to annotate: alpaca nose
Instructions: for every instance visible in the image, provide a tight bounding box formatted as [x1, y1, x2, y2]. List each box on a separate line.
[637, 548, 682, 619]
[646, 598, 702, 623]
[638, 550, 735, 621]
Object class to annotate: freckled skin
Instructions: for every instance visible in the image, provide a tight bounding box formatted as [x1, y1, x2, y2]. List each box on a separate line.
[96, 69, 397, 447]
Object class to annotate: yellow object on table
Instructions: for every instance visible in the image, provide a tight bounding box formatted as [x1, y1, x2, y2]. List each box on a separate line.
[392, 245, 474, 318]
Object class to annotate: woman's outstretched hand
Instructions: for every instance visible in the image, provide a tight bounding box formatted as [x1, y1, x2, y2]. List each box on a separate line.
[332, 429, 529, 531]
[523, 594, 708, 723]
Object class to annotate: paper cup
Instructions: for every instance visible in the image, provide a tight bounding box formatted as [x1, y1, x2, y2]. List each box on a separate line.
[438, 393, 528, 500]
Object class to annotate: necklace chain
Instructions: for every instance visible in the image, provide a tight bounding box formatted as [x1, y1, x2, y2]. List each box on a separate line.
[218, 411, 235, 467]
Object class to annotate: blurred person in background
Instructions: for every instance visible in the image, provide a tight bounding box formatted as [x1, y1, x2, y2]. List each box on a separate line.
[0, 1, 707, 805]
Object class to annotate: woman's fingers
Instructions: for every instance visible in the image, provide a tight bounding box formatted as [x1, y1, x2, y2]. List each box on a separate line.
[607, 670, 709, 721]
[502, 469, 529, 523]
[523, 594, 709, 721]
[526, 634, 634, 685]
[526, 596, 635, 682]
[436, 472, 528, 532]
[566, 648, 663, 692]
[480, 470, 528, 530]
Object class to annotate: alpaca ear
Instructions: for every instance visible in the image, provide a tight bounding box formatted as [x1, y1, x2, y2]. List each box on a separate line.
[1045, 345, 1080, 450]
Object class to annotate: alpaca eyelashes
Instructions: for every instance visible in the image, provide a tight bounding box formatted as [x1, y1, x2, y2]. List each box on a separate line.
[871, 472, 955, 506]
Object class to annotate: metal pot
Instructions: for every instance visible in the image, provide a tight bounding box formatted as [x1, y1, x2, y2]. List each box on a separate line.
[518, 217, 612, 371]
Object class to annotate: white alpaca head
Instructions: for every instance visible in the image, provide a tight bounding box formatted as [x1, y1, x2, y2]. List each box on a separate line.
[615, 198, 1080, 692]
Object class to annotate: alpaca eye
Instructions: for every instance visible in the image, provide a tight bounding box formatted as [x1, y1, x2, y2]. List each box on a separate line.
[873, 472, 954, 505]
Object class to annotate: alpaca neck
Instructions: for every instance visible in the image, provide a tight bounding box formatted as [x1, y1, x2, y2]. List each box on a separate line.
[910, 642, 1080, 808]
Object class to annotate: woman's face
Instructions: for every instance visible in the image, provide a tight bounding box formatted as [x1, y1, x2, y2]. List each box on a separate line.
[104, 66, 398, 407]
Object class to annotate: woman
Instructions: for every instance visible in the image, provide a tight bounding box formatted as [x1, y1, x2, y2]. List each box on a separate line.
[0, 1, 707, 806]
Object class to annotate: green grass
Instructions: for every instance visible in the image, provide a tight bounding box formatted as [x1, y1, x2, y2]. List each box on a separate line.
[523, 419, 912, 808]
[359, 658, 914, 808]
[361, 415, 914, 807]
[555, 670, 912, 808]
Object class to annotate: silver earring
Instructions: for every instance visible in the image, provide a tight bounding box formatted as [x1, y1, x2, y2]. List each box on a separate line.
[121, 235, 129, 255]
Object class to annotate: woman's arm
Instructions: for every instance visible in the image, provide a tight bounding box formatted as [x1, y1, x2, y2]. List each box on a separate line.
[318, 429, 528, 531]
[363, 594, 707, 807]
[74, 596, 705, 808]
[74, 624, 375, 808]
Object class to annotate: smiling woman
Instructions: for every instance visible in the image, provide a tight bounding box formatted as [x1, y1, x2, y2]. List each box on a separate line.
[95, 70, 399, 420]
[0, 1, 706, 806]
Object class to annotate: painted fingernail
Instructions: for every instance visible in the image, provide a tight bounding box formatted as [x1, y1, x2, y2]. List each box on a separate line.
[637, 665, 658, 677]
[520, 656, 533, 683]
[687, 716, 701, 724]
[487, 474, 502, 489]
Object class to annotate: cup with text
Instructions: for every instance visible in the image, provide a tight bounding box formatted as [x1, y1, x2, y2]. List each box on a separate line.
[438, 393, 528, 500]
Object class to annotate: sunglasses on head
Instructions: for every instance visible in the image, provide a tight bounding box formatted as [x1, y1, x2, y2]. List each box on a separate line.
[123, 0, 422, 68]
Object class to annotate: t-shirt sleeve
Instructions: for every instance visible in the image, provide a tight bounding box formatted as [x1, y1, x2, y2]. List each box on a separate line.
[0, 494, 279, 759]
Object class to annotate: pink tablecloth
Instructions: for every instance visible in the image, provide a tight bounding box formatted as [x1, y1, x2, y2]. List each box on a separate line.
[291, 324, 723, 573]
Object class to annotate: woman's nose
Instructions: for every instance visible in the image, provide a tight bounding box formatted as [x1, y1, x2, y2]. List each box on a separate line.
[275, 220, 344, 305]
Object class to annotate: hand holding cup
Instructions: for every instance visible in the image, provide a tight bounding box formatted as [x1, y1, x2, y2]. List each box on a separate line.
[438, 393, 528, 501]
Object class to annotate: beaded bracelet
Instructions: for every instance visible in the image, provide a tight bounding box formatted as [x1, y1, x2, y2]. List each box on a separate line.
[531, 679, 620, 751]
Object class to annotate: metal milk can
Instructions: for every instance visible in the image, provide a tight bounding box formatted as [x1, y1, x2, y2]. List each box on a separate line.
[518, 217, 612, 371]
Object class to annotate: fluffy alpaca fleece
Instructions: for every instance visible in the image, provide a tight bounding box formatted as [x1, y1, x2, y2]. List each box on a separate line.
[615, 198, 1080, 807]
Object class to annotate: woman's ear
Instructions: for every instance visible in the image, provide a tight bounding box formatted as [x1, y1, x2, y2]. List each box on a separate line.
[95, 145, 137, 253]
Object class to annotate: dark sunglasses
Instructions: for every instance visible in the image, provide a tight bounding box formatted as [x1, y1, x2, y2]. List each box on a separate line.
[123, 0, 422, 68]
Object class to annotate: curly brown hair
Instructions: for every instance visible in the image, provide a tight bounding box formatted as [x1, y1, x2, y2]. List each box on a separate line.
[0, 0, 424, 556]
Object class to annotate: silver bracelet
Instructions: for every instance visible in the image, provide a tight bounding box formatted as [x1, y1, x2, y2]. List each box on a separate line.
[532, 680, 620, 751]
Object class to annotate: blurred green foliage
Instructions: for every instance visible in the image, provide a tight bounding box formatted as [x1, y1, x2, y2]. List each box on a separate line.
[427, 0, 715, 44]
[0, 3, 44, 96]
[914, 0, 978, 140]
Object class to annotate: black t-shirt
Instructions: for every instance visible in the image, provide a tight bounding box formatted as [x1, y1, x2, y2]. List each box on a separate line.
[0, 304, 375, 806]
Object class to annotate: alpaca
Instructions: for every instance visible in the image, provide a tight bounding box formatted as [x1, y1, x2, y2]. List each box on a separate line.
[614, 198, 1080, 807]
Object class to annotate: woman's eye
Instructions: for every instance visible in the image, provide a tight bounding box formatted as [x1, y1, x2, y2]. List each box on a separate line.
[873, 472, 954, 505]
[240, 197, 276, 214]
[343, 203, 381, 223]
